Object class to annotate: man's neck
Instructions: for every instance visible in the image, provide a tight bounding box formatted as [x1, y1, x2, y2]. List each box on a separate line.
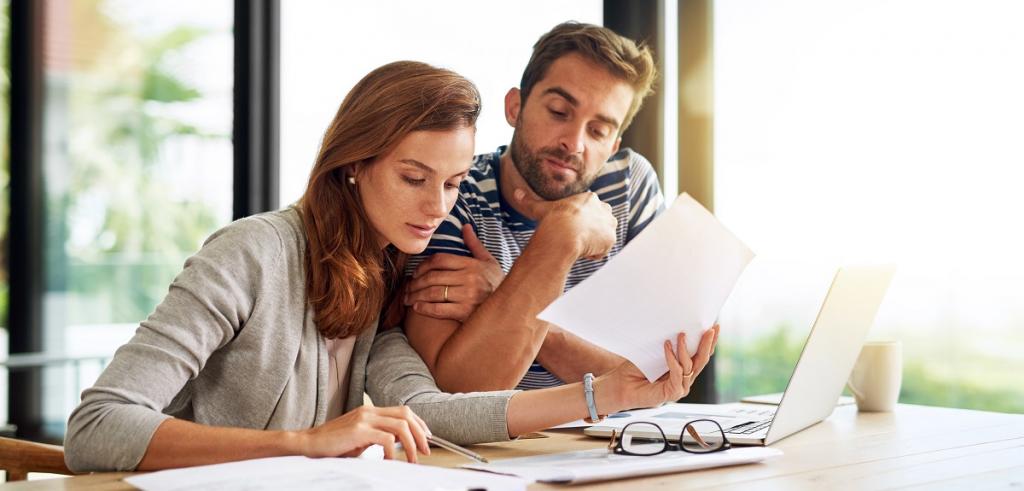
[498, 147, 544, 221]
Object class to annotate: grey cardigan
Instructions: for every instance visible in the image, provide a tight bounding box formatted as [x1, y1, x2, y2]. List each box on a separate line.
[64, 208, 516, 472]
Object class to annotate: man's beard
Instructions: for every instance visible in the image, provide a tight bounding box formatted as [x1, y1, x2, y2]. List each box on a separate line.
[509, 124, 598, 201]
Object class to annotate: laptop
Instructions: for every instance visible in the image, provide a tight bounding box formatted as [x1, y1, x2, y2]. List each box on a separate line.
[585, 265, 896, 446]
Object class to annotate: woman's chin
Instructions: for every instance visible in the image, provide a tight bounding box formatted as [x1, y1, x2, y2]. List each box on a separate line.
[391, 237, 430, 255]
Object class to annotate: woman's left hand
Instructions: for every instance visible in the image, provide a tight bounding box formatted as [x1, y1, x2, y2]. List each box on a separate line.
[597, 325, 720, 413]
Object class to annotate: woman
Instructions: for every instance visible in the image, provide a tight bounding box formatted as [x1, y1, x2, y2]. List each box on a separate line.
[64, 61, 717, 472]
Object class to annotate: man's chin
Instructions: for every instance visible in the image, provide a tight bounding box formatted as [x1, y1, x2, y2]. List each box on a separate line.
[534, 182, 583, 201]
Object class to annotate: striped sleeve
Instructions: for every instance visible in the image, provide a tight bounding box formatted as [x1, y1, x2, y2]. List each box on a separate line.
[625, 152, 667, 242]
[404, 196, 473, 276]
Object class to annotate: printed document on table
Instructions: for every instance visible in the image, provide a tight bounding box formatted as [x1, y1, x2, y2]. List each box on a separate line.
[124, 456, 527, 491]
[537, 193, 754, 381]
[464, 446, 782, 484]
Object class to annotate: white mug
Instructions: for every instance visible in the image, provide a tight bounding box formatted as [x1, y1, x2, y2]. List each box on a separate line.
[847, 341, 903, 412]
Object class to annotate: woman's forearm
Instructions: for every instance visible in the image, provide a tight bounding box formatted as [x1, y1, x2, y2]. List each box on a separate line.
[137, 418, 304, 470]
[505, 373, 625, 437]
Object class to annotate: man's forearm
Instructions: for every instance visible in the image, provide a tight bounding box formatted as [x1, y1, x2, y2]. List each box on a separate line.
[430, 233, 578, 392]
[536, 327, 624, 383]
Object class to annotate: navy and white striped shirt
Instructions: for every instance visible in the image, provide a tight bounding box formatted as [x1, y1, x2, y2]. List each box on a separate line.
[407, 146, 665, 390]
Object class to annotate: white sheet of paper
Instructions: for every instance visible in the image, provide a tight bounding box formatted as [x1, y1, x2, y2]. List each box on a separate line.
[537, 193, 754, 381]
[464, 446, 782, 484]
[124, 456, 527, 491]
[589, 403, 767, 435]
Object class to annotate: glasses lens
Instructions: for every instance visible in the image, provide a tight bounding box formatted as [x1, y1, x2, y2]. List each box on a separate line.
[680, 420, 726, 453]
[620, 422, 667, 456]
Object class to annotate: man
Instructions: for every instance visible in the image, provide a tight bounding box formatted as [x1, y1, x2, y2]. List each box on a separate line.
[402, 22, 679, 393]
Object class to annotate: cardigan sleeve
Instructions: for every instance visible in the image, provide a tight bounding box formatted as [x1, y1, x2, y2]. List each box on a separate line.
[364, 327, 518, 445]
[63, 216, 284, 472]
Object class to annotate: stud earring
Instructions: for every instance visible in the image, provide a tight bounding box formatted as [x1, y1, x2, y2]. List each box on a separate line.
[347, 176, 356, 185]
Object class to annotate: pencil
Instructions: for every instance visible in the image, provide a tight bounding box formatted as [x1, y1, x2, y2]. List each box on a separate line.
[427, 435, 490, 464]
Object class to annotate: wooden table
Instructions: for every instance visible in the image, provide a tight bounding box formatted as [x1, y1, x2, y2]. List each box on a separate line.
[5, 404, 1024, 489]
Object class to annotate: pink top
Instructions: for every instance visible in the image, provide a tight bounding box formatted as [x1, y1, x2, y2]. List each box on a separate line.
[325, 335, 358, 420]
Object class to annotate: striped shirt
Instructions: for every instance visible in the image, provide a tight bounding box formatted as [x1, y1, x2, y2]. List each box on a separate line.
[407, 146, 665, 390]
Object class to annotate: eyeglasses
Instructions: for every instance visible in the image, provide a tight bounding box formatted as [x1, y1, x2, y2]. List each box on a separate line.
[608, 419, 732, 456]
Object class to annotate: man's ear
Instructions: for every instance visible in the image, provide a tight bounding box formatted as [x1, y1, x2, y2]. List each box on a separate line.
[504, 88, 522, 127]
[611, 136, 622, 155]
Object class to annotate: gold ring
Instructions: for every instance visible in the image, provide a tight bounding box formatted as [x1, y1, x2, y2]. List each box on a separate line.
[683, 370, 695, 378]
[443, 285, 450, 303]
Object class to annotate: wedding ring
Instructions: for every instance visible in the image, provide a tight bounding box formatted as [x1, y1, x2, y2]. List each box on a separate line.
[683, 370, 695, 378]
[443, 285, 450, 303]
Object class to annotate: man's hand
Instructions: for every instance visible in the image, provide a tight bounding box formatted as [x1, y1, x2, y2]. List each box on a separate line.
[404, 224, 504, 322]
[511, 188, 616, 260]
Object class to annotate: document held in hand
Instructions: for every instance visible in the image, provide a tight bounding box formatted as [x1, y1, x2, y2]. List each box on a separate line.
[537, 193, 754, 382]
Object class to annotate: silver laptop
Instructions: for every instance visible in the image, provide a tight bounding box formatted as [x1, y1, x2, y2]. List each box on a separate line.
[585, 265, 896, 446]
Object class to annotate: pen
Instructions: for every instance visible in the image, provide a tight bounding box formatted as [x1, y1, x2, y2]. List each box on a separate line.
[427, 435, 490, 464]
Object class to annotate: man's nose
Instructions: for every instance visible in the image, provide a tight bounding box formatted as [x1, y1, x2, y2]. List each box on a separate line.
[558, 123, 587, 156]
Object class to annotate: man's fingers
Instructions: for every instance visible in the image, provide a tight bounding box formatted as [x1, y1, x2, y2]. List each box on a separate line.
[413, 301, 472, 322]
[405, 285, 449, 305]
[511, 188, 556, 220]
[406, 271, 463, 296]
[462, 224, 495, 262]
[412, 253, 472, 278]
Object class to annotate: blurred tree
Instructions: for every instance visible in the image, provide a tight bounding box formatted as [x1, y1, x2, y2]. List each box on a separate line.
[49, 1, 226, 324]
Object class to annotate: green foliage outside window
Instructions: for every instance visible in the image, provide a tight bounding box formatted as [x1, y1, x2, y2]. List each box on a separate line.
[717, 326, 1024, 414]
[50, 4, 227, 324]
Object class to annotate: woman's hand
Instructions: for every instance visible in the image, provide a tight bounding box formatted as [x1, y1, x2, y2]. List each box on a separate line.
[405, 224, 504, 322]
[296, 405, 431, 463]
[596, 325, 720, 413]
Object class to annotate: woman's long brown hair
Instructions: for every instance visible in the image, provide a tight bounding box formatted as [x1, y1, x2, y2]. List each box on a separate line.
[300, 61, 480, 339]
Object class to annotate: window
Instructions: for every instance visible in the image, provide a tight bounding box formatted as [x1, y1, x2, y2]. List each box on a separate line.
[37, 0, 233, 433]
[714, 0, 1024, 412]
[279, 0, 603, 205]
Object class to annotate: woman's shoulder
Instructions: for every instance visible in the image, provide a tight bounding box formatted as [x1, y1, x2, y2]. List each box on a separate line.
[199, 207, 306, 267]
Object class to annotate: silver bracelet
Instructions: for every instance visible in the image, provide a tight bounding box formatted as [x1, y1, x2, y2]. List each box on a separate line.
[583, 372, 603, 423]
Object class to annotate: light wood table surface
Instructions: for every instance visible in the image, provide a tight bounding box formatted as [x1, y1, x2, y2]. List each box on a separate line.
[5, 404, 1024, 490]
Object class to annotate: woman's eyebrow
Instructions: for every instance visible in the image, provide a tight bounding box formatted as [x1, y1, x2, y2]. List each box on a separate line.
[399, 158, 435, 174]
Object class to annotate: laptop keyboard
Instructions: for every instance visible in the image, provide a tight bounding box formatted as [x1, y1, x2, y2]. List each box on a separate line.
[725, 419, 772, 435]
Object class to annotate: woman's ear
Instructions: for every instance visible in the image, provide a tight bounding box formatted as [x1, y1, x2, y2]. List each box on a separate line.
[348, 162, 364, 184]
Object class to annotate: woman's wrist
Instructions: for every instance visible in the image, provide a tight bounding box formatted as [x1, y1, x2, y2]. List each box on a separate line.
[281, 429, 310, 457]
[593, 372, 625, 416]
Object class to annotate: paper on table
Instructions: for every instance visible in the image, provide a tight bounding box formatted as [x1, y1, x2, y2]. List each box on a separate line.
[537, 193, 754, 381]
[586, 403, 765, 435]
[464, 446, 782, 484]
[124, 456, 527, 491]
